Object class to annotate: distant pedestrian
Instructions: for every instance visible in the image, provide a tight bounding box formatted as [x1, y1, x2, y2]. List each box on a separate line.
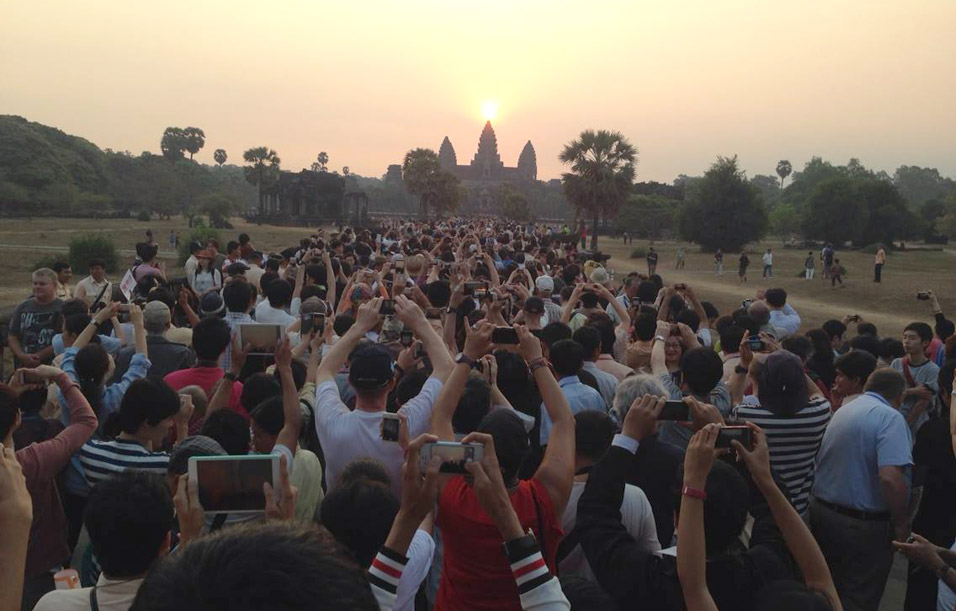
[805, 251, 815, 280]
[675, 247, 685, 269]
[738, 252, 750, 283]
[762, 248, 774, 278]
[822, 243, 834, 279]
[168, 230, 178, 250]
[622, 231, 629, 245]
[646, 247, 658, 276]
[874, 245, 886, 283]
[714, 249, 723, 276]
[831, 258, 844, 287]
[145, 229, 155, 245]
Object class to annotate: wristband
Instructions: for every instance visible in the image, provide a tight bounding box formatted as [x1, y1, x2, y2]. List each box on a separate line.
[681, 485, 707, 501]
[528, 357, 550, 374]
[502, 530, 538, 559]
[224, 371, 239, 382]
[654, 335, 666, 342]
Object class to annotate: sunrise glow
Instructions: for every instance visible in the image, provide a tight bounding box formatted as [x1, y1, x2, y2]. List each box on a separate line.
[481, 101, 499, 122]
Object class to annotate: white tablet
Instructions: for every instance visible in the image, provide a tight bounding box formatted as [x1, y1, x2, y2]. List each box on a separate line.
[187, 454, 280, 514]
[238, 323, 282, 356]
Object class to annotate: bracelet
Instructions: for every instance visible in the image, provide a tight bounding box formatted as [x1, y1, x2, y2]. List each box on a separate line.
[654, 335, 666, 342]
[734, 365, 748, 374]
[681, 485, 707, 501]
[224, 371, 239, 382]
[528, 357, 550, 373]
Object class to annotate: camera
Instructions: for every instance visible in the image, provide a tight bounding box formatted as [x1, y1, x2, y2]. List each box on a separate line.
[917, 292, 930, 301]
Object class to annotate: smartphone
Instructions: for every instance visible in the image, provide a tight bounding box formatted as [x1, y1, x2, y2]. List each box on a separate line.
[19, 370, 45, 385]
[420, 441, 485, 474]
[381, 413, 400, 442]
[425, 307, 443, 319]
[917, 292, 930, 301]
[238, 323, 282, 356]
[313, 313, 326, 333]
[187, 454, 280, 514]
[658, 400, 690, 421]
[463, 281, 484, 296]
[716, 426, 754, 450]
[400, 329, 414, 347]
[492, 326, 519, 344]
[414, 343, 426, 359]
[395, 260, 405, 271]
[746, 335, 765, 351]
[380, 299, 396, 316]
[674, 283, 687, 290]
[474, 287, 490, 300]
[300, 311, 314, 334]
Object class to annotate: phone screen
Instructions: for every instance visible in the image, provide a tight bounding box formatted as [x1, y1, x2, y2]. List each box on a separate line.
[716, 426, 753, 450]
[239, 324, 282, 355]
[192, 456, 277, 513]
[658, 400, 690, 421]
[381, 414, 400, 442]
[420, 442, 484, 474]
[400, 329, 414, 347]
[380, 299, 396, 315]
[491, 327, 519, 344]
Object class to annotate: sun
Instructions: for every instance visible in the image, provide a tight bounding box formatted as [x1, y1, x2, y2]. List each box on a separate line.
[481, 101, 498, 121]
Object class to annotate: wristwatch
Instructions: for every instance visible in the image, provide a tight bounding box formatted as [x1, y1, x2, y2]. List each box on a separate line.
[503, 529, 538, 559]
[224, 371, 239, 382]
[654, 335, 666, 342]
[454, 352, 476, 368]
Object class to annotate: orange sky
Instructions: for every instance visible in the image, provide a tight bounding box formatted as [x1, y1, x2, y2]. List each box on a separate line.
[2, 0, 955, 182]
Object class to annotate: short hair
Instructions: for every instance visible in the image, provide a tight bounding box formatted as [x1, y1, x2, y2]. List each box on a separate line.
[266, 279, 293, 308]
[452, 377, 492, 435]
[477, 409, 529, 484]
[250, 397, 283, 440]
[834, 350, 878, 386]
[585, 312, 616, 355]
[936, 318, 955, 342]
[675, 460, 750, 555]
[118, 379, 179, 434]
[675, 309, 700, 333]
[822, 320, 847, 341]
[848, 334, 882, 360]
[575, 410, 616, 461]
[539, 322, 572, 350]
[334, 314, 355, 337]
[222, 281, 254, 313]
[857, 322, 878, 337]
[177, 386, 208, 421]
[636, 281, 658, 304]
[192, 316, 232, 361]
[681, 348, 724, 396]
[863, 368, 906, 403]
[273, 358, 307, 391]
[904, 322, 933, 344]
[338, 458, 392, 488]
[200, 409, 250, 455]
[633, 313, 657, 342]
[394, 369, 429, 407]
[128, 522, 378, 611]
[748, 302, 770, 325]
[580, 291, 599, 309]
[320, 479, 399, 567]
[734, 313, 759, 336]
[611, 373, 668, 422]
[52, 261, 72, 273]
[550, 339, 585, 378]
[240, 373, 280, 414]
[879, 337, 905, 362]
[64, 313, 92, 337]
[84, 471, 173, 579]
[61, 298, 90, 318]
[226, 240, 240, 253]
[781, 335, 813, 363]
[32, 268, 57, 283]
[87, 258, 104, 269]
[572, 326, 602, 359]
[765, 288, 787, 308]
[425, 280, 451, 308]
[720, 324, 746, 355]
[238, 233, 250, 245]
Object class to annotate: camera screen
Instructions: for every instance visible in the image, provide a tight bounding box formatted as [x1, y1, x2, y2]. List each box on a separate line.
[194, 456, 276, 513]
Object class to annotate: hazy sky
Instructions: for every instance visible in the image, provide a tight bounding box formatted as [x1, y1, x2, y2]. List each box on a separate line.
[3, 0, 955, 183]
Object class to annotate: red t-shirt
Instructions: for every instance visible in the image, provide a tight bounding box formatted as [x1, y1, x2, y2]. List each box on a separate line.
[163, 367, 247, 421]
[435, 476, 563, 611]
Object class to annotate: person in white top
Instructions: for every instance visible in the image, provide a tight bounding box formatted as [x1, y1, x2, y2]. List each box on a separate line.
[559, 410, 660, 581]
[762, 248, 774, 278]
[73, 258, 112, 309]
[313, 296, 453, 496]
[183, 242, 201, 282]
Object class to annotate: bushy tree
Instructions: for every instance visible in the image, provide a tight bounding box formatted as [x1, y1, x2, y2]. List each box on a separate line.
[160, 127, 187, 163]
[617, 194, 679, 239]
[776, 160, 792, 188]
[402, 148, 460, 218]
[243, 147, 280, 213]
[497, 184, 531, 222]
[182, 127, 205, 160]
[768, 203, 799, 240]
[802, 177, 867, 244]
[678, 156, 767, 251]
[213, 149, 227, 167]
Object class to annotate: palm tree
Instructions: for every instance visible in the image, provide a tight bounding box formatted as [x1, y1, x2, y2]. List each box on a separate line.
[243, 147, 281, 213]
[776, 160, 793, 189]
[213, 149, 227, 167]
[402, 148, 460, 218]
[559, 130, 637, 250]
[316, 152, 329, 172]
[182, 127, 205, 160]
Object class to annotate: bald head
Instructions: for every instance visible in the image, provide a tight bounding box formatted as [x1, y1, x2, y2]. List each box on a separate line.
[863, 367, 905, 406]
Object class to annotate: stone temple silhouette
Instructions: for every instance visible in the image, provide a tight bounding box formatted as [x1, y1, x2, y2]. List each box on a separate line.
[437, 121, 537, 212]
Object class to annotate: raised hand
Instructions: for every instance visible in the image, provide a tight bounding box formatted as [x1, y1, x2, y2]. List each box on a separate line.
[463, 320, 496, 360]
[623, 394, 664, 441]
[264, 454, 297, 522]
[683, 424, 723, 488]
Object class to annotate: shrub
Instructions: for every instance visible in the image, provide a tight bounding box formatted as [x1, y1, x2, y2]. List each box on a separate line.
[69, 234, 120, 273]
[629, 247, 647, 259]
[177, 227, 221, 266]
[33, 254, 65, 271]
[136, 210, 151, 222]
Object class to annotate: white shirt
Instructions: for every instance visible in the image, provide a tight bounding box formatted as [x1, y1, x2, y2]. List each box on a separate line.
[254, 300, 296, 327]
[184, 255, 198, 280]
[314, 376, 443, 496]
[559, 480, 660, 581]
[35, 575, 144, 611]
[75, 275, 112, 307]
[395, 530, 436, 611]
[762, 252, 773, 265]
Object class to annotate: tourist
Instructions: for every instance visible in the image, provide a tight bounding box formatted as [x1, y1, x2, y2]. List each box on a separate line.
[163, 316, 245, 416]
[822, 243, 835, 279]
[891, 322, 939, 433]
[9, 268, 64, 367]
[830, 349, 878, 409]
[168, 229, 177, 249]
[626, 312, 656, 371]
[183, 241, 202, 281]
[762, 247, 774, 278]
[133, 242, 166, 284]
[573, 325, 619, 408]
[714, 249, 723, 276]
[112, 302, 194, 382]
[764, 288, 801, 337]
[874, 244, 886, 283]
[538, 338, 605, 447]
[190, 249, 222, 294]
[737, 251, 749, 283]
[73, 259, 112, 309]
[646, 246, 658, 276]
[676, 247, 685, 269]
[52, 262, 73, 299]
[805, 250, 816, 280]
[831, 258, 845, 287]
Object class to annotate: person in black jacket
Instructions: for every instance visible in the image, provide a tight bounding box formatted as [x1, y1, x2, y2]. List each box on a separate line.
[113, 302, 194, 382]
[576, 394, 796, 611]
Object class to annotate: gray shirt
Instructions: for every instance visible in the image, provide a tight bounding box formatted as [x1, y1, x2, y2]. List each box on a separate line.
[10, 298, 63, 355]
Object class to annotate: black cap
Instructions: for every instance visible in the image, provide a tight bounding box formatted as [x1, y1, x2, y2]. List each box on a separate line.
[348, 344, 395, 390]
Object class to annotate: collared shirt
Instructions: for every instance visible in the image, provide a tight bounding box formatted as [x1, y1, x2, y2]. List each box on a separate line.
[540, 375, 605, 445]
[606, 293, 630, 324]
[254, 300, 296, 327]
[220, 311, 255, 372]
[595, 354, 634, 382]
[768, 304, 801, 336]
[813, 392, 912, 512]
[34, 575, 145, 611]
[581, 361, 618, 408]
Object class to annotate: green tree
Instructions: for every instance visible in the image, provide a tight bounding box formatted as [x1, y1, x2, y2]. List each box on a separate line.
[617, 194, 679, 239]
[802, 177, 867, 244]
[678, 156, 767, 251]
[893, 165, 956, 208]
[497, 184, 531, 221]
[182, 127, 205, 160]
[776, 160, 792, 188]
[751, 174, 781, 204]
[768, 203, 799, 240]
[402, 148, 460, 218]
[160, 127, 187, 163]
[342, 166, 350, 176]
[213, 148, 227, 167]
[242, 147, 281, 213]
[559, 129, 637, 250]
[857, 179, 918, 245]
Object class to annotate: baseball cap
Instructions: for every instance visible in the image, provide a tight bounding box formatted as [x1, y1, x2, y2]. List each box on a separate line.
[535, 275, 554, 292]
[143, 301, 171, 327]
[348, 344, 395, 391]
[167, 435, 226, 476]
[199, 291, 225, 317]
[589, 267, 610, 285]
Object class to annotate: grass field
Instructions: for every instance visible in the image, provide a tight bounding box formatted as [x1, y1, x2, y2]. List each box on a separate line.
[0, 217, 951, 341]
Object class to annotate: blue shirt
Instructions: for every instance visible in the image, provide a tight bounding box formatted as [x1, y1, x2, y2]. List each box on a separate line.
[768, 304, 801, 336]
[52, 333, 123, 356]
[540, 375, 606, 446]
[812, 392, 912, 511]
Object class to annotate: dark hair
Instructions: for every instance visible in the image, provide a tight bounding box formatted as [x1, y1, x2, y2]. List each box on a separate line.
[88, 258, 106, 269]
[636, 281, 658, 304]
[251, 396, 284, 437]
[305, 264, 326, 287]
[539, 322, 572, 350]
[222, 281, 253, 313]
[781, 335, 813, 362]
[719, 324, 746, 355]
[64, 313, 92, 337]
[857, 322, 878, 337]
[259, 271, 279, 294]
[320, 479, 399, 567]
[822, 320, 847, 341]
[147, 287, 175, 310]
[701, 301, 719, 320]
[334, 314, 355, 337]
[192, 316, 232, 360]
[53, 260, 72, 273]
[904, 321, 934, 344]
[425, 280, 451, 308]
[936, 318, 955, 342]
[666, 295, 686, 319]
[572, 326, 602, 359]
[266, 279, 293, 308]
[681, 348, 723, 396]
[477, 409, 530, 485]
[551, 339, 585, 378]
[84, 471, 173, 578]
[338, 458, 392, 488]
[574, 410, 616, 461]
[633, 313, 657, 342]
[806, 329, 833, 366]
[226, 240, 240, 254]
[879, 337, 905, 362]
[264, 259, 280, 273]
[580, 291, 599, 309]
[118, 379, 179, 434]
[238, 233, 250, 245]
[585, 314, 616, 355]
[137, 242, 159, 262]
[274, 358, 307, 391]
[559, 576, 617, 610]
[453, 377, 492, 435]
[848, 334, 882, 360]
[834, 350, 878, 387]
[675, 308, 700, 333]
[75, 344, 109, 418]
[764, 288, 787, 308]
[675, 460, 749, 555]
[240, 373, 280, 414]
[393, 369, 429, 407]
[0, 385, 19, 440]
[200, 410, 250, 455]
[61, 298, 90, 319]
[128, 522, 378, 611]
[734, 313, 759, 336]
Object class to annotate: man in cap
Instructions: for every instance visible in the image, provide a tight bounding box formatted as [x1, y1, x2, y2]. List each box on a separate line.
[113, 301, 194, 381]
[534, 275, 564, 323]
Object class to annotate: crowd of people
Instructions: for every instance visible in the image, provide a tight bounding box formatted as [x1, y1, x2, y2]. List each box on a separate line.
[2, 218, 955, 611]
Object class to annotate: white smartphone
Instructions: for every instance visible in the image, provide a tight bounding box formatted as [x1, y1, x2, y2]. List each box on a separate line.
[420, 441, 485, 474]
[238, 323, 282, 356]
[187, 454, 280, 514]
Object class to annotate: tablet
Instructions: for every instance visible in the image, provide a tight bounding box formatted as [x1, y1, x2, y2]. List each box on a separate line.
[238, 323, 282, 355]
[187, 454, 280, 514]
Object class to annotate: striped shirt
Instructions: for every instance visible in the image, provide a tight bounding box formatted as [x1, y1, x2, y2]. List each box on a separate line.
[733, 395, 831, 515]
[78, 438, 169, 488]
